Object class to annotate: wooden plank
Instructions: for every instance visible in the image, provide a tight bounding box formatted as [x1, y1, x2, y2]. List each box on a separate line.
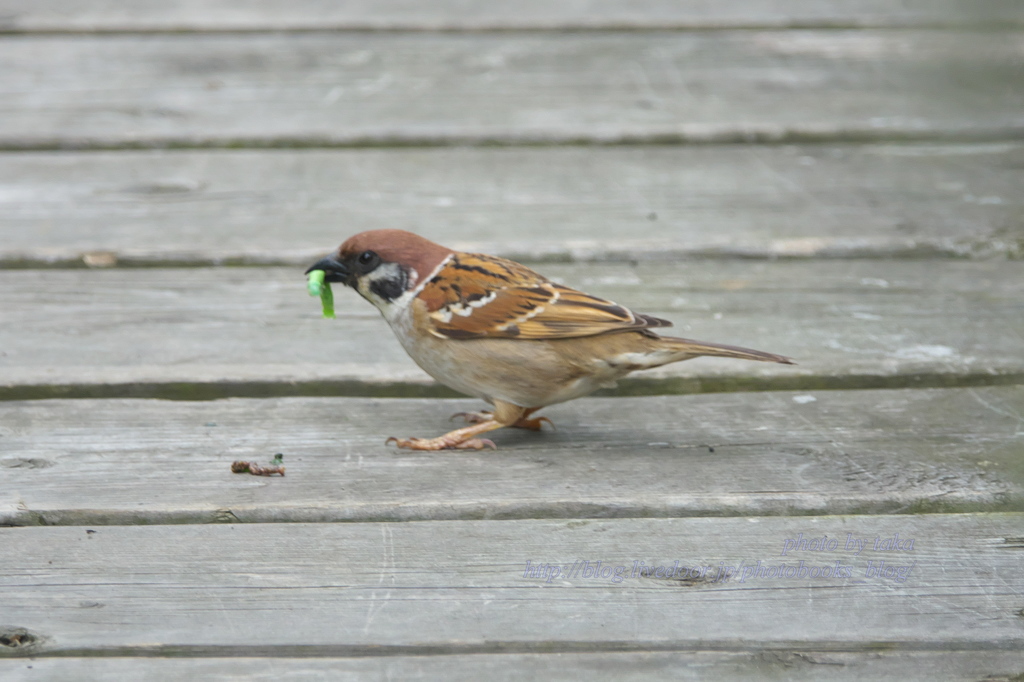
[3, 651, 1024, 681]
[1, 387, 1021, 524]
[0, 515, 1020, 655]
[1, 32, 1022, 149]
[2, 0, 1022, 31]
[1, 261, 1021, 398]
[2, 144, 1021, 266]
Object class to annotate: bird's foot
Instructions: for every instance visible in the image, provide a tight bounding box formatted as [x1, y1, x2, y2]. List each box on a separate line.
[390, 402, 544, 450]
[450, 409, 554, 432]
[386, 435, 496, 451]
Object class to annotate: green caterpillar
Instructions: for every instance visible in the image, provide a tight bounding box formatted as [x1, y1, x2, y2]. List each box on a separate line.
[306, 269, 335, 319]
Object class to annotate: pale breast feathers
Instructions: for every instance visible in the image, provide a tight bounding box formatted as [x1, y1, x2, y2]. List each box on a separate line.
[416, 253, 671, 340]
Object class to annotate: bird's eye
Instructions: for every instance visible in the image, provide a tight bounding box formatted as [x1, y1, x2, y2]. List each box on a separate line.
[358, 250, 378, 266]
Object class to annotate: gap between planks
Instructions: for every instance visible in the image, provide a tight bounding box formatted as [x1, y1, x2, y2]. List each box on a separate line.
[4, 127, 1024, 153]
[2, 370, 1023, 403]
[2, 0, 1023, 32]
[2, 651, 1024, 681]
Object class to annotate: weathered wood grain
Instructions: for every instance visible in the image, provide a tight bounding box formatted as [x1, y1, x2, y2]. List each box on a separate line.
[3, 0, 1023, 31]
[3, 651, 1024, 682]
[1, 387, 1021, 524]
[1, 32, 1022, 149]
[2, 144, 1021, 266]
[0, 515, 1020, 655]
[1, 261, 1021, 399]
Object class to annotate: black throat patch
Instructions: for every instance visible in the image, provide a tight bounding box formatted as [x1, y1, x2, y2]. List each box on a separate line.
[368, 267, 408, 302]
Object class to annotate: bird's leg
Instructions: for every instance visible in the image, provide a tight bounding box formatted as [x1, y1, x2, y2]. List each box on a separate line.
[450, 406, 553, 431]
[509, 407, 554, 431]
[389, 401, 526, 451]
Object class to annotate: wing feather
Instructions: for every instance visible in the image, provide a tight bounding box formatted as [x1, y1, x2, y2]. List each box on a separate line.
[419, 253, 671, 340]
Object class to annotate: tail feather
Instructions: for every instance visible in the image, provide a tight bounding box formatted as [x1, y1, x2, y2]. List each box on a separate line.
[661, 336, 795, 365]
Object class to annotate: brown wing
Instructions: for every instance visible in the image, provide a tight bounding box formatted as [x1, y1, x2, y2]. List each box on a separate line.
[417, 253, 671, 340]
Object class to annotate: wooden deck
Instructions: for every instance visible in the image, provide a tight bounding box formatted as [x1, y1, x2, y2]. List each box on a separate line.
[1, 1, 1022, 679]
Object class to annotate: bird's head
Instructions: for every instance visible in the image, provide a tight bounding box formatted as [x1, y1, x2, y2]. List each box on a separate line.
[305, 229, 454, 311]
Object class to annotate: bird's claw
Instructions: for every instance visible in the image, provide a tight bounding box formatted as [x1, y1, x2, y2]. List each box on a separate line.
[459, 438, 497, 450]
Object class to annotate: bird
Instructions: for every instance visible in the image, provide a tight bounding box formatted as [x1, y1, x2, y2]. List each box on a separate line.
[306, 230, 793, 451]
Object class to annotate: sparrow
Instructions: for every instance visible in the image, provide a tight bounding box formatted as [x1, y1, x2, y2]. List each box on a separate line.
[306, 230, 793, 451]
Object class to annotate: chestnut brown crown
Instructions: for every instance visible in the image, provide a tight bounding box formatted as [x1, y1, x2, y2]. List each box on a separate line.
[338, 229, 454, 285]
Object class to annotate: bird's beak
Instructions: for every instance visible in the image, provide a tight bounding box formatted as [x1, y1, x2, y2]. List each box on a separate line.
[305, 255, 350, 283]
